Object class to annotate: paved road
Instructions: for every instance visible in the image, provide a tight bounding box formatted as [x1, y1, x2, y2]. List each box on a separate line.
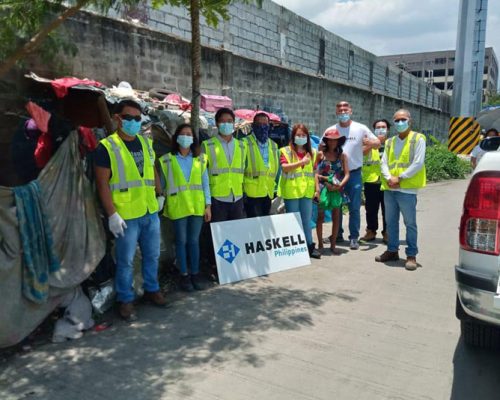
[2, 179, 500, 400]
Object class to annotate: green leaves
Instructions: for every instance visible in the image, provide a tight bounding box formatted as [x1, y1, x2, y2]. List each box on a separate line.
[425, 140, 471, 182]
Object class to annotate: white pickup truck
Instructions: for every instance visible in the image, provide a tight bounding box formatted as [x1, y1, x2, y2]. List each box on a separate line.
[455, 136, 500, 349]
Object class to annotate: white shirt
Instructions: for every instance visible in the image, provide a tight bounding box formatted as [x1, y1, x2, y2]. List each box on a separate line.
[471, 144, 486, 166]
[324, 121, 377, 171]
[381, 133, 426, 195]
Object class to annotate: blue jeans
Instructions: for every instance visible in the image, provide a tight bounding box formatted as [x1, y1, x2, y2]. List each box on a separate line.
[339, 168, 362, 240]
[115, 212, 160, 303]
[284, 197, 313, 245]
[384, 191, 418, 257]
[173, 216, 204, 275]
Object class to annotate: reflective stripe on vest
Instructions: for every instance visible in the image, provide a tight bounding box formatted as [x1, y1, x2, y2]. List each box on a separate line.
[381, 132, 426, 190]
[203, 137, 246, 198]
[101, 133, 158, 220]
[244, 136, 279, 198]
[106, 136, 155, 191]
[278, 146, 316, 199]
[159, 153, 206, 219]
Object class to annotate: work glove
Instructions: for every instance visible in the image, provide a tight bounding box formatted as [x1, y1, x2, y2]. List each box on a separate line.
[157, 195, 165, 212]
[108, 212, 127, 238]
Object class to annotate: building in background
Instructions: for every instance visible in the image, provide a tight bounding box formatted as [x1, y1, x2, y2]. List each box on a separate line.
[379, 48, 498, 103]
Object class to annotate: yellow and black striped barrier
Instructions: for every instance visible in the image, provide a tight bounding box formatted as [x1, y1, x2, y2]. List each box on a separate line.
[448, 117, 480, 154]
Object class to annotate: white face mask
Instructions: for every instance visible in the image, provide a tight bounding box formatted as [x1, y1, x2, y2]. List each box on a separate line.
[374, 128, 387, 136]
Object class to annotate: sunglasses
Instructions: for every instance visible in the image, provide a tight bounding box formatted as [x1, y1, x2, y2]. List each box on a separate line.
[394, 118, 408, 123]
[120, 114, 142, 122]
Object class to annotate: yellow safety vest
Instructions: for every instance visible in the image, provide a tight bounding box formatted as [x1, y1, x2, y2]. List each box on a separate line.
[202, 136, 246, 198]
[381, 131, 427, 191]
[158, 153, 207, 220]
[244, 135, 279, 198]
[362, 148, 381, 183]
[278, 146, 317, 199]
[100, 133, 158, 220]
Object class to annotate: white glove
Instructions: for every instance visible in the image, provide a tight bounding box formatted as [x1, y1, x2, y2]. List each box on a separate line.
[157, 195, 165, 212]
[108, 212, 127, 238]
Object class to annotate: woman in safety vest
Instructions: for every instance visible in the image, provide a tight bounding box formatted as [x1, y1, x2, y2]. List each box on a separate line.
[279, 124, 321, 259]
[159, 124, 211, 292]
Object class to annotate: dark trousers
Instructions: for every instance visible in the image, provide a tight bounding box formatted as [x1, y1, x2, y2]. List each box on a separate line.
[364, 182, 386, 233]
[208, 197, 245, 265]
[244, 196, 272, 218]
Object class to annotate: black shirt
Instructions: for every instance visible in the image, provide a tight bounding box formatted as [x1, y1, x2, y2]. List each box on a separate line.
[94, 137, 144, 176]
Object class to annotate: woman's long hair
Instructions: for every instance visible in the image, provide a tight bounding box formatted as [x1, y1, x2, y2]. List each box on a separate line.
[171, 123, 201, 157]
[290, 123, 313, 157]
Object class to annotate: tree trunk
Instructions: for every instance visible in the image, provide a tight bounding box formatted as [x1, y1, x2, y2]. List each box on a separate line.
[0, 0, 90, 79]
[190, 0, 201, 138]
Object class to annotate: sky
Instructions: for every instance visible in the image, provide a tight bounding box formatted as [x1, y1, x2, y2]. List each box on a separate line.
[272, 0, 500, 58]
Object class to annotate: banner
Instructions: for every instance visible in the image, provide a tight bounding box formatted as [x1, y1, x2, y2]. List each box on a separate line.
[211, 212, 311, 285]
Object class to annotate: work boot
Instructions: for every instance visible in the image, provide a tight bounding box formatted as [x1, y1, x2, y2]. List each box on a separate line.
[405, 256, 418, 271]
[191, 274, 205, 291]
[382, 231, 388, 244]
[143, 290, 167, 307]
[361, 230, 376, 242]
[119, 302, 137, 322]
[308, 244, 321, 259]
[180, 275, 194, 292]
[375, 251, 399, 262]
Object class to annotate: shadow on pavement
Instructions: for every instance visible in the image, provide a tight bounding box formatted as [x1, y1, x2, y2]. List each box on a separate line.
[450, 337, 500, 400]
[0, 282, 349, 399]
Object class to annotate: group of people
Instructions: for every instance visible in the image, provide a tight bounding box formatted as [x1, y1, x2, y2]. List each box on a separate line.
[94, 99, 427, 321]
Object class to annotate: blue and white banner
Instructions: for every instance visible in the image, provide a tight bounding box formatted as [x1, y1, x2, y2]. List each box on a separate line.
[211, 212, 311, 285]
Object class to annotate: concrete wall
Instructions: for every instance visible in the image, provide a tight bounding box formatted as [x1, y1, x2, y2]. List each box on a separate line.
[10, 1, 450, 138]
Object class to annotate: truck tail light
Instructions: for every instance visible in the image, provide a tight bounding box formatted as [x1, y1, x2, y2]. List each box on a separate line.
[460, 171, 500, 255]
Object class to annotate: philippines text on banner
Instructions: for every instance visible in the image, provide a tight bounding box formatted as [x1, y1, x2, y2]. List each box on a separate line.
[211, 212, 311, 285]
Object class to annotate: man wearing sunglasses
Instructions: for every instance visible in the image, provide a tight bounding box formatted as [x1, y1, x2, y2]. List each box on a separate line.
[376, 109, 426, 271]
[94, 99, 166, 321]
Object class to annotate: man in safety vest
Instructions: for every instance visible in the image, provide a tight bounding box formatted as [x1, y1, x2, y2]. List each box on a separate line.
[361, 119, 389, 243]
[375, 109, 426, 271]
[243, 112, 279, 217]
[95, 99, 166, 321]
[202, 107, 247, 273]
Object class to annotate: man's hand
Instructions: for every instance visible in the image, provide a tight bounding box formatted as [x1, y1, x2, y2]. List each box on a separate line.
[108, 212, 127, 238]
[204, 205, 212, 222]
[388, 176, 400, 188]
[157, 195, 165, 212]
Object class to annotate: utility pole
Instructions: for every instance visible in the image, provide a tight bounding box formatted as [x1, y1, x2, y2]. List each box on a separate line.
[448, 0, 487, 155]
[452, 0, 488, 117]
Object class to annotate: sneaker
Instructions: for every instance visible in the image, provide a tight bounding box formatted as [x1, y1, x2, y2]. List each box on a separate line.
[360, 230, 376, 242]
[375, 251, 399, 262]
[336, 235, 345, 243]
[405, 256, 418, 271]
[118, 302, 137, 322]
[180, 275, 194, 292]
[191, 274, 205, 291]
[143, 290, 167, 307]
[308, 244, 321, 259]
[349, 239, 359, 250]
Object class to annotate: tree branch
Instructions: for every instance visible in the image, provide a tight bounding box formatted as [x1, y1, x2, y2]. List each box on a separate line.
[0, 0, 90, 79]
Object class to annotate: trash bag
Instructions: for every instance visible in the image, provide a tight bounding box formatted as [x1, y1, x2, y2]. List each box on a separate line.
[319, 187, 343, 210]
[0, 131, 105, 348]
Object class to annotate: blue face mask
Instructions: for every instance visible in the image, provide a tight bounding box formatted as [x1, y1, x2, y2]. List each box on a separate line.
[394, 120, 409, 133]
[177, 134, 194, 149]
[337, 113, 351, 123]
[121, 119, 141, 136]
[218, 122, 234, 136]
[294, 136, 308, 146]
[253, 124, 270, 143]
